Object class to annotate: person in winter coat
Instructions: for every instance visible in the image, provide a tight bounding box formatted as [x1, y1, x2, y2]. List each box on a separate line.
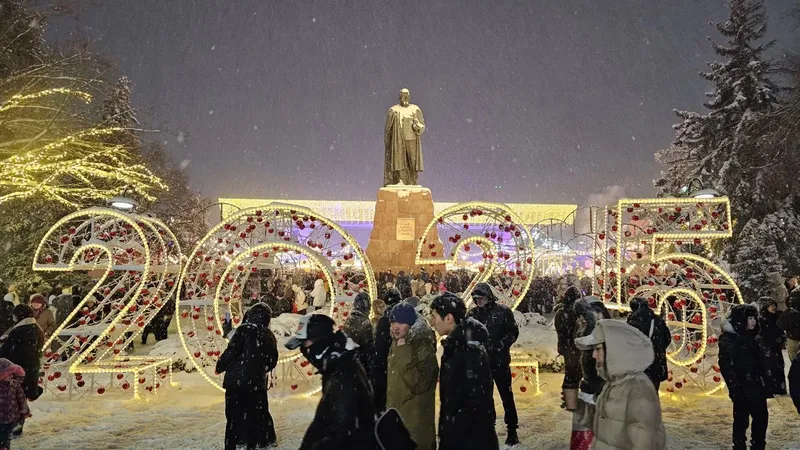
[769, 272, 789, 311]
[215, 303, 279, 450]
[466, 282, 520, 445]
[626, 297, 671, 391]
[343, 292, 374, 374]
[430, 292, 499, 450]
[789, 351, 800, 414]
[778, 290, 800, 359]
[564, 295, 611, 450]
[292, 284, 308, 315]
[0, 305, 43, 437]
[720, 304, 771, 450]
[309, 275, 327, 313]
[0, 358, 30, 449]
[29, 294, 56, 341]
[386, 302, 438, 450]
[575, 319, 666, 450]
[286, 314, 377, 450]
[554, 286, 583, 411]
[372, 287, 402, 412]
[0, 294, 14, 336]
[758, 297, 787, 396]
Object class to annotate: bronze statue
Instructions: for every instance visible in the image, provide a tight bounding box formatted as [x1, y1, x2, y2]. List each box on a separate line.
[384, 88, 425, 186]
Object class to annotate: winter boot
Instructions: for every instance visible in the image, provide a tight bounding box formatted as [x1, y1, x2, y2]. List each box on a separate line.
[570, 430, 593, 450]
[505, 428, 519, 446]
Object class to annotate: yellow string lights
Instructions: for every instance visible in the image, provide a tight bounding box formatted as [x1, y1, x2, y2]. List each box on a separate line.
[176, 202, 376, 396]
[415, 202, 534, 310]
[598, 196, 741, 395]
[32, 207, 180, 398]
[0, 87, 166, 208]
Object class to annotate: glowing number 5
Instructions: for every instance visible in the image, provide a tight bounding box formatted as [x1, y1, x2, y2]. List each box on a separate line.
[602, 197, 740, 393]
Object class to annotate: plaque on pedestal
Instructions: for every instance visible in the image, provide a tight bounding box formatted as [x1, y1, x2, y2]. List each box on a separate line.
[366, 185, 444, 275]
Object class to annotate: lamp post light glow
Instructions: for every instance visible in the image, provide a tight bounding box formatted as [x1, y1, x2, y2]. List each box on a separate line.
[691, 188, 720, 199]
[109, 196, 137, 212]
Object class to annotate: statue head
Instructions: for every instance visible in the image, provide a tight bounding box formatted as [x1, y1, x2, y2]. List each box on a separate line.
[399, 88, 410, 107]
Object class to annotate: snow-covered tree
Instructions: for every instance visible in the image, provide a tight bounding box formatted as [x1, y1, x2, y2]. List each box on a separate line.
[656, 0, 779, 208]
[654, 0, 800, 298]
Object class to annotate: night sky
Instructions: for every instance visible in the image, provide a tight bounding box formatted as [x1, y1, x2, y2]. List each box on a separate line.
[46, 0, 797, 206]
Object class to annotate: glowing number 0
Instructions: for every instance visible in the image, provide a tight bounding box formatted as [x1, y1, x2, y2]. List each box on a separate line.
[176, 203, 376, 395]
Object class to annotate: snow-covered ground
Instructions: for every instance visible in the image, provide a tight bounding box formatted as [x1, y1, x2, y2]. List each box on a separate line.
[13, 317, 800, 450]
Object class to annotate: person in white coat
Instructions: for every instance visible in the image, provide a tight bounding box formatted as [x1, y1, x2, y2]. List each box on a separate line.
[310, 276, 327, 313]
[292, 284, 308, 315]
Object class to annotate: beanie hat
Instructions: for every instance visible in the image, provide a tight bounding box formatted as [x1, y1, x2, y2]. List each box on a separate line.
[390, 303, 417, 326]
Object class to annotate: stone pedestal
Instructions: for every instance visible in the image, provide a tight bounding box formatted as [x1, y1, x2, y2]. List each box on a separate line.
[366, 185, 445, 275]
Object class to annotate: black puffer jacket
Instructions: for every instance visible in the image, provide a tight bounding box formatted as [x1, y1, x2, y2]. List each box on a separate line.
[215, 303, 278, 392]
[438, 318, 499, 450]
[778, 292, 800, 341]
[627, 297, 671, 383]
[554, 287, 582, 389]
[573, 296, 610, 395]
[0, 305, 44, 400]
[719, 304, 769, 401]
[466, 283, 519, 367]
[343, 293, 374, 374]
[300, 331, 377, 450]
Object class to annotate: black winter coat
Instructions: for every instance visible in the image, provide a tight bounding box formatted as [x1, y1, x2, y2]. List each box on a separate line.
[554, 296, 581, 390]
[300, 332, 377, 450]
[778, 306, 800, 341]
[627, 307, 671, 383]
[758, 308, 787, 395]
[573, 297, 610, 395]
[719, 305, 769, 401]
[0, 318, 44, 399]
[371, 306, 394, 411]
[789, 352, 800, 413]
[467, 301, 519, 367]
[0, 300, 14, 336]
[343, 309, 374, 374]
[215, 306, 278, 392]
[438, 318, 499, 450]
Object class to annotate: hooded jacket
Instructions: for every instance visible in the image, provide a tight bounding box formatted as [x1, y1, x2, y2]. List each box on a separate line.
[438, 317, 499, 450]
[300, 331, 377, 450]
[626, 298, 671, 384]
[215, 303, 279, 392]
[311, 278, 327, 308]
[0, 305, 43, 400]
[343, 293, 374, 374]
[0, 358, 29, 424]
[719, 304, 769, 400]
[386, 311, 438, 450]
[466, 282, 519, 367]
[576, 320, 666, 450]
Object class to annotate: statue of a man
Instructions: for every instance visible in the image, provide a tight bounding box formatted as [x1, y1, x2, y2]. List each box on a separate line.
[384, 88, 425, 186]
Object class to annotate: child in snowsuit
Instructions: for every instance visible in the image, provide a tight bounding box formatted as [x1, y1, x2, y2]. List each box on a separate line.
[0, 358, 30, 450]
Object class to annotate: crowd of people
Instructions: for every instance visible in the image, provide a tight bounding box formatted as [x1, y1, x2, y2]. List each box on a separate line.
[5, 271, 800, 448]
[554, 278, 800, 450]
[215, 281, 521, 449]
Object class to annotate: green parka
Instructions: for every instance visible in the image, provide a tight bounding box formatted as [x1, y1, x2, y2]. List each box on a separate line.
[386, 313, 439, 450]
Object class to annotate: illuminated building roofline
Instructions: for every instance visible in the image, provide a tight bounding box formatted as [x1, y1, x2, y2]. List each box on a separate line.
[219, 198, 577, 226]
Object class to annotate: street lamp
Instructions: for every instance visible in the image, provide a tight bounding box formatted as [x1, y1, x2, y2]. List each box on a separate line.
[677, 178, 721, 199]
[690, 188, 720, 199]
